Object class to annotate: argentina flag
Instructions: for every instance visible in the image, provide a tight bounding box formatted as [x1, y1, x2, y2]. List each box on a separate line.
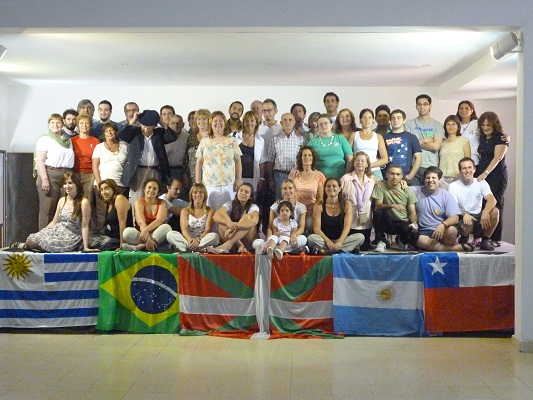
[333, 253, 424, 336]
[0, 252, 99, 328]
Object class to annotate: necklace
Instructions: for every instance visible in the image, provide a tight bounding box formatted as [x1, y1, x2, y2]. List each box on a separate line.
[319, 135, 334, 147]
[326, 201, 338, 208]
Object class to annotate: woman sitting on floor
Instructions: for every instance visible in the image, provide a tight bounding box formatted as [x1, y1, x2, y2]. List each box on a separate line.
[11, 172, 98, 253]
[307, 177, 364, 254]
[122, 178, 171, 252]
[207, 182, 259, 253]
[166, 183, 220, 252]
[89, 178, 132, 250]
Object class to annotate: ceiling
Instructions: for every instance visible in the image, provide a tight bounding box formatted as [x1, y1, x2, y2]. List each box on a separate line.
[0, 28, 519, 99]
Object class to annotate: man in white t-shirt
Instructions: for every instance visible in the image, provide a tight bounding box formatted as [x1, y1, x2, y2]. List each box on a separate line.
[448, 157, 499, 251]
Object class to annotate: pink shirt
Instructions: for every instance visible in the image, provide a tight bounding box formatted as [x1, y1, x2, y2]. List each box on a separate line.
[289, 169, 326, 214]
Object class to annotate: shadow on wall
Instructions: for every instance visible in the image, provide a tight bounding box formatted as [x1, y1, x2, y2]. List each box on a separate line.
[6, 153, 39, 245]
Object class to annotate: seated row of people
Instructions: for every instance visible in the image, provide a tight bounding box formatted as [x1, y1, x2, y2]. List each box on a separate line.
[10, 155, 498, 256]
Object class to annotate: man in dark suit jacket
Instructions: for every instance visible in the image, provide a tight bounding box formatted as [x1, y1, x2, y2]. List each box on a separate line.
[119, 109, 177, 204]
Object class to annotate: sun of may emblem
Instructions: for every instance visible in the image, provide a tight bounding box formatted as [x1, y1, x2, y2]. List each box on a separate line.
[376, 283, 396, 304]
[3, 254, 33, 280]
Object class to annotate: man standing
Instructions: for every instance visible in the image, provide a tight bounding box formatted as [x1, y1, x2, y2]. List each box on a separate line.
[62, 109, 78, 138]
[257, 98, 282, 233]
[91, 100, 121, 140]
[77, 99, 95, 121]
[165, 114, 189, 196]
[291, 103, 308, 135]
[187, 110, 198, 135]
[404, 94, 445, 185]
[228, 101, 244, 136]
[266, 113, 304, 199]
[118, 110, 177, 204]
[323, 92, 340, 124]
[374, 104, 391, 136]
[448, 157, 499, 251]
[412, 166, 471, 252]
[372, 165, 419, 252]
[250, 100, 263, 122]
[120, 102, 140, 126]
[158, 178, 188, 231]
[384, 109, 422, 184]
[159, 105, 175, 129]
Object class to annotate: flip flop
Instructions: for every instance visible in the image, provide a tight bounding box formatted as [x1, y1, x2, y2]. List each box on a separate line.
[490, 240, 502, 248]
[206, 246, 229, 254]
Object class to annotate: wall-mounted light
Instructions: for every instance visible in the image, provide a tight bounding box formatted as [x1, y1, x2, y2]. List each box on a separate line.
[490, 32, 521, 61]
[0, 45, 7, 60]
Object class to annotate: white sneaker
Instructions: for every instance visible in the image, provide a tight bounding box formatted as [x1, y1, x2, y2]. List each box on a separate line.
[255, 244, 265, 255]
[375, 241, 386, 252]
[274, 248, 283, 260]
[122, 243, 136, 251]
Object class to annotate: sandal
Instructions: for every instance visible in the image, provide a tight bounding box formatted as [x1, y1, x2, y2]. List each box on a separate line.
[9, 241, 22, 249]
[490, 240, 502, 248]
[460, 242, 475, 252]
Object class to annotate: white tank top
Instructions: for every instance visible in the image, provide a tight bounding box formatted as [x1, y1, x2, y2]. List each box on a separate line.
[353, 131, 379, 171]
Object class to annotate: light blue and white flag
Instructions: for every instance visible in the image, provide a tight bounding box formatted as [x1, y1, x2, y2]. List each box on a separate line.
[333, 253, 424, 336]
[0, 252, 99, 327]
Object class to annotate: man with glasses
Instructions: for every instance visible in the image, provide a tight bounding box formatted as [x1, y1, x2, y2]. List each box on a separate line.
[404, 94, 444, 185]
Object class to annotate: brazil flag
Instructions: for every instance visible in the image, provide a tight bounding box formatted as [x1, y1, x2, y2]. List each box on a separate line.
[97, 251, 179, 333]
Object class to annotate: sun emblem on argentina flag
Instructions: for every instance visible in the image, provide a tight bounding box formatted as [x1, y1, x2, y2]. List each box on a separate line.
[376, 283, 397, 304]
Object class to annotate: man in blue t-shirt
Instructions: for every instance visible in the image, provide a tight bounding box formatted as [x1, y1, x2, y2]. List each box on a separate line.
[384, 109, 422, 185]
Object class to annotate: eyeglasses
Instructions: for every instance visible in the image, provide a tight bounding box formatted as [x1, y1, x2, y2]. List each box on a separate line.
[417, 102, 430, 107]
[263, 109, 275, 113]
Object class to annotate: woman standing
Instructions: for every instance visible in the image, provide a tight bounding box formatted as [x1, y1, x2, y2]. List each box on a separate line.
[334, 108, 358, 147]
[308, 114, 353, 179]
[209, 183, 259, 253]
[72, 114, 100, 226]
[235, 111, 264, 194]
[34, 114, 75, 230]
[456, 100, 480, 165]
[474, 112, 509, 247]
[185, 109, 210, 187]
[92, 123, 129, 229]
[439, 115, 471, 184]
[307, 177, 364, 254]
[353, 108, 388, 181]
[196, 111, 243, 210]
[90, 179, 132, 250]
[341, 151, 375, 250]
[253, 178, 307, 254]
[289, 146, 325, 230]
[166, 183, 220, 252]
[11, 172, 97, 252]
[122, 179, 171, 252]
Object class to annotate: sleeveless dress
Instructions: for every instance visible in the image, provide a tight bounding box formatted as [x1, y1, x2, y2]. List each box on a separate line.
[27, 208, 82, 252]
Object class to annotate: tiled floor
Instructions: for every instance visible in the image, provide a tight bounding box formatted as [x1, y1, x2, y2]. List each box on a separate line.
[0, 334, 532, 399]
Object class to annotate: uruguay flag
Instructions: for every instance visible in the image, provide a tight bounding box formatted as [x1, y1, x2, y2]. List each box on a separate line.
[333, 253, 424, 336]
[0, 252, 99, 328]
[421, 252, 514, 333]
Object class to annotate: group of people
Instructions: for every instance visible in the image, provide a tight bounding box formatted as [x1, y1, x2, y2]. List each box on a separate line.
[9, 93, 509, 255]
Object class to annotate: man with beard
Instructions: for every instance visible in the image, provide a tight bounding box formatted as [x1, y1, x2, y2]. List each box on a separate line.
[187, 110, 198, 135]
[91, 100, 122, 141]
[62, 109, 78, 138]
[228, 101, 244, 136]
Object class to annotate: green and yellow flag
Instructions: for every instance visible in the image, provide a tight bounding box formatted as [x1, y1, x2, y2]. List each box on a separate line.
[97, 251, 179, 333]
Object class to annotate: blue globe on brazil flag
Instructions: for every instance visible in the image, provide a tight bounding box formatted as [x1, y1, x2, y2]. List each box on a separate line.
[130, 265, 178, 314]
